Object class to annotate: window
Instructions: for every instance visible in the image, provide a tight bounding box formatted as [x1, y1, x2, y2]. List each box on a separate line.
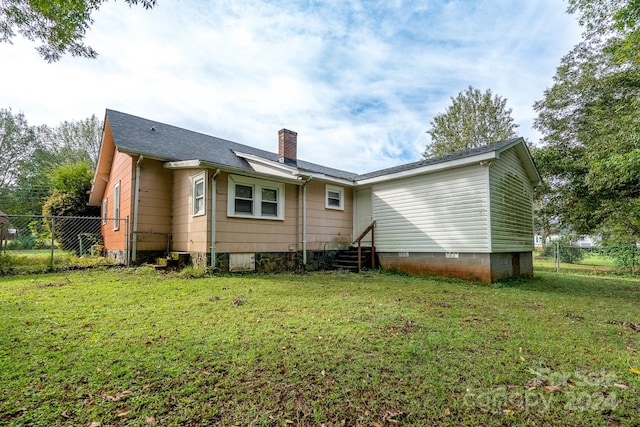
[192, 173, 206, 216]
[102, 198, 108, 224]
[235, 184, 254, 214]
[261, 187, 278, 216]
[325, 185, 344, 210]
[227, 175, 285, 220]
[113, 181, 120, 230]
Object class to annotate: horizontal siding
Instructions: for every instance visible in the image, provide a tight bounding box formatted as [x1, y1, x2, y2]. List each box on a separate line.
[172, 169, 210, 253]
[490, 148, 534, 252]
[373, 165, 489, 253]
[101, 148, 132, 250]
[305, 180, 353, 250]
[216, 173, 300, 253]
[137, 159, 172, 251]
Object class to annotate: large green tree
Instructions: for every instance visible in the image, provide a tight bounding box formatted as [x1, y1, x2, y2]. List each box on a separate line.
[424, 86, 519, 158]
[0, 108, 40, 213]
[533, 0, 640, 250]
[0, 0, 156, 61]
[0, 109, 103, 214]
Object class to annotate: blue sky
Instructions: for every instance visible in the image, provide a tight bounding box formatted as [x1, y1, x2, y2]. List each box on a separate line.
[0, 0, 582, 173]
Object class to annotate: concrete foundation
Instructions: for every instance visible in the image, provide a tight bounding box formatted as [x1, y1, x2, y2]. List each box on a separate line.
[378, 251, 533, 283]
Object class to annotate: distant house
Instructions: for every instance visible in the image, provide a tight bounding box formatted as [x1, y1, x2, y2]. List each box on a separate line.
[88, 110, 541, 283]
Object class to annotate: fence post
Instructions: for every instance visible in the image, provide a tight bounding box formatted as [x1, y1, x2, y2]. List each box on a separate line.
[50, 217, 55, 272]
[556, 240, 560, 273]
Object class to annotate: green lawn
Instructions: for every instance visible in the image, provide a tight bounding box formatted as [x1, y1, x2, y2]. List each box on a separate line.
[1, 268, 639, 426]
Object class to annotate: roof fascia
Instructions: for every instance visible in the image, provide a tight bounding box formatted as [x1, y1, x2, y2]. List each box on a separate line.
[88, 115, 114, 206]
[164, 159, 305, 185]
[231, 151, 355, 186]
[233, 151, 298, 174]
[356, 151, 498, 185]
[297, 171, 355, 186]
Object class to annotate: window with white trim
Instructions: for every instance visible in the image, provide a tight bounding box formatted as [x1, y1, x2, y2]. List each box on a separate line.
[113, 181, 120, 230]
[102, 198, 108, 224]
[192, 173, 206, 216]
[227, 175, 285, 220]
[325, 185, 344, 210]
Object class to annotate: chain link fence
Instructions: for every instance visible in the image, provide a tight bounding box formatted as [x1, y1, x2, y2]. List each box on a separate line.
[0, 214, 129, 274]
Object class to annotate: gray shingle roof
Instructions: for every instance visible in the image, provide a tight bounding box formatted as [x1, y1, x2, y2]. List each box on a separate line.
[106, 110, 525, 182]
[106, 109, 359, 181]
[356, 137, 524, 180]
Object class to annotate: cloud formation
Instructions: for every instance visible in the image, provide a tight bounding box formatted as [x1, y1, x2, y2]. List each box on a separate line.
[0, 0, 581, 173]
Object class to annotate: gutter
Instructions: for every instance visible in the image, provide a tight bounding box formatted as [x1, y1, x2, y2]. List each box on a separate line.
[210, 169, 220, 269]
[132, 155, 143, 262]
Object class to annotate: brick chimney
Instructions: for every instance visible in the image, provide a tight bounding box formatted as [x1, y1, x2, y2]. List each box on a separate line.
[278, 129, 297, 165]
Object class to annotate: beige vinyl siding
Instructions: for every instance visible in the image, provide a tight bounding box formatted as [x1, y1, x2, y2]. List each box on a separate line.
[172, 169, 209, 253]
[136, 158, 172, 251]
[373, 165, 490, 253]
[305, 180, 353, 250]
[216, 172, 300, 253]
[489, 148, 534, 252]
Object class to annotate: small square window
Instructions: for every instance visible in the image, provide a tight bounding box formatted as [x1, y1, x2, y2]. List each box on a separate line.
[325, 185, 344, 210]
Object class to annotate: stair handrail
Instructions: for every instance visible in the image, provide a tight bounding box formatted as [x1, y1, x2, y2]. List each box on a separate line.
[352, 220, 376, 272]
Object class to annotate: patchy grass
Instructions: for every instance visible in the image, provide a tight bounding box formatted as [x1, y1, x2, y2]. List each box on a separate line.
[0, 250, 118, 275]
[1, 269, 639, 426]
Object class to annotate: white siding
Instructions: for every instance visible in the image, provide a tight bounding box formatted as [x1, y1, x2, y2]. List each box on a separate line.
[372, 165, 490, 253]
[490, 148, 535, 252]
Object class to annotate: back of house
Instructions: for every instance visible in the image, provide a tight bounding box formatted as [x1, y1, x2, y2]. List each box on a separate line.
[89, 110, 540, 282]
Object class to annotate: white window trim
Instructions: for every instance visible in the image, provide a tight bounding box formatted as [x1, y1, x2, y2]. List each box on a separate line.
[325, 185, 344, 210]
[192, 172, 206, 217]
[227, 174, 285, 220]
[102, 198, 108, 224]
[113, 181, 120, 230]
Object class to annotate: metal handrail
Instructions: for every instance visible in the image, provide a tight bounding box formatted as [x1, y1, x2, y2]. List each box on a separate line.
[352, 220, 376, 272]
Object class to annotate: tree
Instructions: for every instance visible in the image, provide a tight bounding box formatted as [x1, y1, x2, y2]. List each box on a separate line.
[0, 109, 104, 214]
[423, 86, 519, 158]
[42, 162, 99, 254]
[533, 0, 640, 257]
[0, 108, 40, 213]
[0, 0, 156, 62]
[567, 0, 640, 64]
[42, 115, 103, 168]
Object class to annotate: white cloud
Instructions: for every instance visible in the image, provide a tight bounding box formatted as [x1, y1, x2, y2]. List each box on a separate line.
[0, 0, 581, 173]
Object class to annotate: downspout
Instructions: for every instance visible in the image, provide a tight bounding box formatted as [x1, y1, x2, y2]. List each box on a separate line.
[302, 177, 313, 265]
[132, 155, 143, 262]
[210, 169, 220, 268]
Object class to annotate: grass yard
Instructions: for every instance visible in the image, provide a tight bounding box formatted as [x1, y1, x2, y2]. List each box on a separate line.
[1, 268, 639, 426]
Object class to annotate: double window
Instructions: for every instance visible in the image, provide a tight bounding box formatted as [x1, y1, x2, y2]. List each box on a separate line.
[228, 175, 284, 220]
[192, 173, 205, 216]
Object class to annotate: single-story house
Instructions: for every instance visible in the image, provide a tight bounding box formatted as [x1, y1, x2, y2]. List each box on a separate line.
[88, 109, 541, 282]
